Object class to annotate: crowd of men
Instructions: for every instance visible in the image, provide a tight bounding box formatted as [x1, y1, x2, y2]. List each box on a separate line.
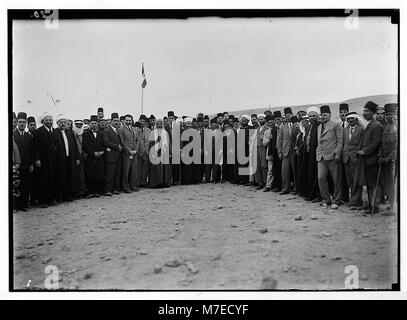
[12, 101, 398, 215]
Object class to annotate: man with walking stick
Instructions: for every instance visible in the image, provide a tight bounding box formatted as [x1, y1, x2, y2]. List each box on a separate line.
[355, 101, 383, 215]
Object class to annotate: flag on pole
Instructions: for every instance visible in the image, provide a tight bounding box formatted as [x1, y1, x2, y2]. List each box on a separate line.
[142, 63, 147, 88]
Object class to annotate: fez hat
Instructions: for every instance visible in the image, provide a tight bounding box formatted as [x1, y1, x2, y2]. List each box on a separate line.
[192, 118, 197, 123]
[97, 107, 104, 113]
[339, 103, 349, 111]
[384, 103, 397, 114]
[233, 117, 239, 123]
[210, 118, 217, 124]
[284, 107, 293, 115]
[168, 111, 174, 117]
[251, 113, 257, 118]
[149, 114, 156, 120]
[223, 111, 229, 116]
[90, 115, 98, 122]
[364, 101, 378, 113]
[265, 114, 272, 122]
[320, 105, 331, 114]
[120, 116, 125, 121]
[197, 116, 203, 122]
[273, 111, 282, 118]
[111, 113, 119, 120]
[27, 116, 36, 124]
[17, 112, 27, 120]
[217, 113, 223, 118]
[203, 115, 209, 120]
[290, 116, 299, 123]
[139, 114, 147, 121]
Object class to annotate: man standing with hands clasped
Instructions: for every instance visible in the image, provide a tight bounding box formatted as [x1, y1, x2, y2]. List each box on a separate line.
[118, 114, 140, 193]
[103, 112, 123, 196]
[316, 105, 343, 209]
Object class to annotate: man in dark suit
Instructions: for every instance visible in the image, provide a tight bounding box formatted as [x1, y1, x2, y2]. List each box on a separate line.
[83, 115, 105, 198]
[118, 114, 140, 192]
[339, 103, 350, 203]
[13, 112, 33, 211]
[277, 107, 296, 194]
[33, 113, 58, 208]
[355, 101, 383, 214]
[103, 112, 123, 196]
[26, 116, 38, 205]
[342, 112, 364, 208]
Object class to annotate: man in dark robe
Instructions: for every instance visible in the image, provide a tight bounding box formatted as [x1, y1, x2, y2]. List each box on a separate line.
[53, 114, 81, 202]
[204, 119, 222, 183]
[103, 112, 123, 196]
[13, 112, 33, 211]
[294, 116, 310, 197]
[304, 107, 321, 202]
[33, 113, 58, 208]
[168, 111, 180, 185]
[271, 111, 282, 191]
[181, 118, 196, 185]
[83, 115, 105, 198]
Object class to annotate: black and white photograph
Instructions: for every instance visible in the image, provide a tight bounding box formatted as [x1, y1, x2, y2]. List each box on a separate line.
[5, 6, 401, 294]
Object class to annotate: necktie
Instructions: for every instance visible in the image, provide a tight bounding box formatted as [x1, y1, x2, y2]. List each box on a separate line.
[350, 126, 354, 139]
[320, 123, 325, 137]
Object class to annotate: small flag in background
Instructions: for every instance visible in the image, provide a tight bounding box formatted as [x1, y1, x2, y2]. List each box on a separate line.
[142, 63, 147, 88]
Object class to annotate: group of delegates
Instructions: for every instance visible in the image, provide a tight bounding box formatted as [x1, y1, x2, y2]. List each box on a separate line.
[11, 101, 397, 216]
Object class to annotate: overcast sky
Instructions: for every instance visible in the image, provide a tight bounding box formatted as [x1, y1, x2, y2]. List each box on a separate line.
[13, 16, 398, 121]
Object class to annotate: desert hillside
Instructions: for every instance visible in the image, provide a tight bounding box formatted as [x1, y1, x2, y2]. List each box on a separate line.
[219, 94, 398, 120]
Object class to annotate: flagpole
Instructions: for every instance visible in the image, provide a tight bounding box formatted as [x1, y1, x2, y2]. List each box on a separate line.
[141, 86, 144, 115]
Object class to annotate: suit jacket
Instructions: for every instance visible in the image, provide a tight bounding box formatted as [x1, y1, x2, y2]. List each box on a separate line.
[118, 125, 140, 155]
[359, 118, 383, 166]
[342, 124, 363, 164]
[13, 130, 33, 169]
[83, 130, 105, 179]
[103, 125, 122, 163]
[316, 120, 343, 161]
[277, 123, 294, 157]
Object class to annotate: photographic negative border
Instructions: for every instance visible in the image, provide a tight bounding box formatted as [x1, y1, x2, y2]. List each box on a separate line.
[8, 8, 400, 292]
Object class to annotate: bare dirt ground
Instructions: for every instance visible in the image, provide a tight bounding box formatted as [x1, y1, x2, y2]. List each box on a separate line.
[13, 183, 398, 290]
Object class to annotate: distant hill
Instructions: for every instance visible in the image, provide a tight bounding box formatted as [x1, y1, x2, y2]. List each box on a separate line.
[215, 94, 398, 121]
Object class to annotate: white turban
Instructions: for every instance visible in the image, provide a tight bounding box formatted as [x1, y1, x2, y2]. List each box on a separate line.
[40, 112, 53, 123]
[307, 106, 320, 116]
[240, 114, 250, 121]
[184, 117, 193, 123]
[55, 113, 67, 124]
[257, 113, 266, 119]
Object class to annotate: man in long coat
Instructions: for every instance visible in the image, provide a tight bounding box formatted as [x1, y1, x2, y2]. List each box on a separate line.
[103, 112, 123, 196]
[13, 112, 33, 211]
[83, 115, 105, 198]
[355, 101, 383, 214]
[271, 111, 282, 191]
[138, 115, 151, 187]
[33, 113, 58, 208]
[254, 114, 268, 189]
[53, 114, 81, 202]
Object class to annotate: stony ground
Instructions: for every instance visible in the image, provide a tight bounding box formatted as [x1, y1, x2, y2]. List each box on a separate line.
[13, 183, 398, 290]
